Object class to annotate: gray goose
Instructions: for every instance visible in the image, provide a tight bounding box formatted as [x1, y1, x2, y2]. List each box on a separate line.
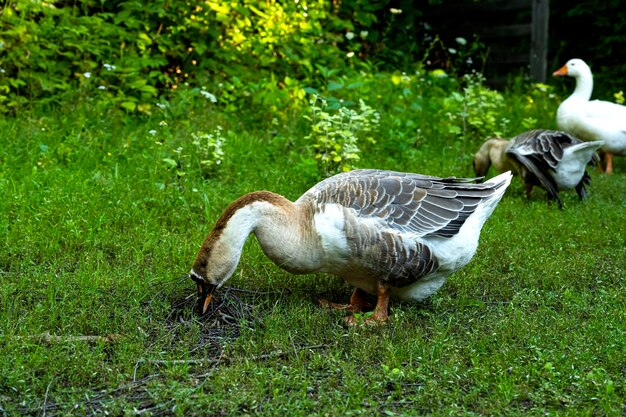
[474, 129, 602, 208]
[189, 169, 512, 325]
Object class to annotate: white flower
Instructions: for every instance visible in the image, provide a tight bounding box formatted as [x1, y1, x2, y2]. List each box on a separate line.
[448, 48, 457, 54]
[390, 8, 402, 14]
[156, 103, 166, 109]
[148, 129, 157, 135]
[346, 51, 355, 58]
[360, 31, 368, 39]
[103, 63, 116, 71]
[345, 32, 355, 40]
[0, 68, 5, 74]
[159, 120, 168, 127]
[83, 72, 91, 78]
[98, 85, 106, 90]
[455, 37, 467, 46]
[200, 90, 218, 103]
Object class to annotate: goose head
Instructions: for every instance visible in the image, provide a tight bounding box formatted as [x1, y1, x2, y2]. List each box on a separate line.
[553, 59, 594, 101]
[189, 231, 239, 315]
[473, 138, 511, 177]
[189, 196, 258, 315]
[553, 58, 591, 79]
[188, 191, 294, 315]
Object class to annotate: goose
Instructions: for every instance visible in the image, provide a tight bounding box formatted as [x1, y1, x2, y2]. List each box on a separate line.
[188, 169, 512, 325]
[474, 129, 603, 208]
[553, 58, 626, 174]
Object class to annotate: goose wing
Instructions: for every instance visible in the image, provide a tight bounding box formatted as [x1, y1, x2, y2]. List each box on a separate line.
[586, 100, 626, 123]
[297, 169, 501, 239]
[582, 101, 626, 136]
[506, 129, 580, 202]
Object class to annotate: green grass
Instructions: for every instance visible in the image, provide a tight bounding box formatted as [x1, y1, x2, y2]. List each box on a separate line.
[1, 91, 625, 416]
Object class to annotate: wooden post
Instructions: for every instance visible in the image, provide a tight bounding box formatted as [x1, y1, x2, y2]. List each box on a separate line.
[531, 0, 549, 82]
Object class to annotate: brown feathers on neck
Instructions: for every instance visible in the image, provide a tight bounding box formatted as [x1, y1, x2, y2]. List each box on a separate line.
[192, 191, 291, 272]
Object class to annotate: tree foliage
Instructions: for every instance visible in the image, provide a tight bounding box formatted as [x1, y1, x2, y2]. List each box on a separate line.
[0, 0, 624, 114]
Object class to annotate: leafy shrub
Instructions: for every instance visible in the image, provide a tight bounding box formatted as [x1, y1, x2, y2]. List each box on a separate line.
[442, 72, 508, 141]
[0, 0, 355, 115]
[305, 95, 380, 176]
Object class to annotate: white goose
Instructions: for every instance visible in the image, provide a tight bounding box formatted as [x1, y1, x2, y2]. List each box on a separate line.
[474, 129, 603, 208]
[189, 169, 512, 325]
[553, 58, 626, 174]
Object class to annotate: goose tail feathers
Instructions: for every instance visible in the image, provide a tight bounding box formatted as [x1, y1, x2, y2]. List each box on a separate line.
[484, 171, 513, 197]
[481, 171, 512, 212]
[569, 140, 604, 166]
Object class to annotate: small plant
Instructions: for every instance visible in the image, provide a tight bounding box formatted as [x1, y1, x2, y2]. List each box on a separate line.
[191, 127, 226, 178]
[443, 72, 508, 140]
[304, 95, 380, 176]
[160, 126, 226, 181]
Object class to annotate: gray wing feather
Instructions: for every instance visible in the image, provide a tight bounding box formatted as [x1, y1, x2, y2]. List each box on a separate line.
[298, 169, 500, 239]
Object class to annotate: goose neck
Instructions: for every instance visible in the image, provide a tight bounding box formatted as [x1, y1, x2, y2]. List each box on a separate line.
[572, 70, 593, 101]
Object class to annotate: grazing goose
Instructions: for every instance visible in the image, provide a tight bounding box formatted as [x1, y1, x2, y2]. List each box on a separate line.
[553, 58, 626, 174]
[474, 129, 603, 208]
[189, 169, 512, 325]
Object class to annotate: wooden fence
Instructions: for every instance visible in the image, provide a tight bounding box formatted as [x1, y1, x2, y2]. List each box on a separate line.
[424, 0, 550, 83]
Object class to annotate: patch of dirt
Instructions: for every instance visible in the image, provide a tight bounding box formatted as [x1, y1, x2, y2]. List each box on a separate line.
[165, 285, 262, 358]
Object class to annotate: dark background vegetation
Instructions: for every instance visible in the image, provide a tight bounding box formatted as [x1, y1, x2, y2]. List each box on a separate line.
[1, 0, 625, 114]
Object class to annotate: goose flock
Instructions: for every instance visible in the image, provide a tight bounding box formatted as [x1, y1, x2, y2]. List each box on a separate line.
[187, 58, 619, 325]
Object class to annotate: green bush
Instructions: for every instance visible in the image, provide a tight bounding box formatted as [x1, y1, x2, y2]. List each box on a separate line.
[0, 0, 360, 115]
[305, 95, 380, 176]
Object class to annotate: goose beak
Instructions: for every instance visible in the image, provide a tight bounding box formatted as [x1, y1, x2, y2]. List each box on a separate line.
[198, 282, 217, 315]
[553, 65, 568, 76]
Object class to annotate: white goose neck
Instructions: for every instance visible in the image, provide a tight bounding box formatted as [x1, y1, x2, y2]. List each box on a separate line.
[571, 67, 593, 101]
[218, 193, 293, 255]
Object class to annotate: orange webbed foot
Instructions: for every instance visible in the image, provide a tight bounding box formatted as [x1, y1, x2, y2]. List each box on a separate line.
[319, 287, 373, 313]
[319, 299, 360, 312]
[344, 282, 390, 326]
[344, 312, 388, 326]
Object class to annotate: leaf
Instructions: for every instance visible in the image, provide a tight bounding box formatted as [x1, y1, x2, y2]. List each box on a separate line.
[327, 81, 344, 91]
[162, 158, 178, 168]
[347, 81, 365, 89]
[121, 101, 136, 111]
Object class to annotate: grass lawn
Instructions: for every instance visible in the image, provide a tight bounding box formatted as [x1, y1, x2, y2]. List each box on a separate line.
[1, 94, 625, 416]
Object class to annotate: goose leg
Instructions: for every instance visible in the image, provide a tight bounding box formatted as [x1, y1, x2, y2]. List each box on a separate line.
[345, 281, 390, 326]
[597, 151, 606, 173]
[525, 183, 533, 201]
[370, 282, 390, 323]
[575, 181, 587, 200]
[605, 152, 614, 175]
[319, 287, 371, 312]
